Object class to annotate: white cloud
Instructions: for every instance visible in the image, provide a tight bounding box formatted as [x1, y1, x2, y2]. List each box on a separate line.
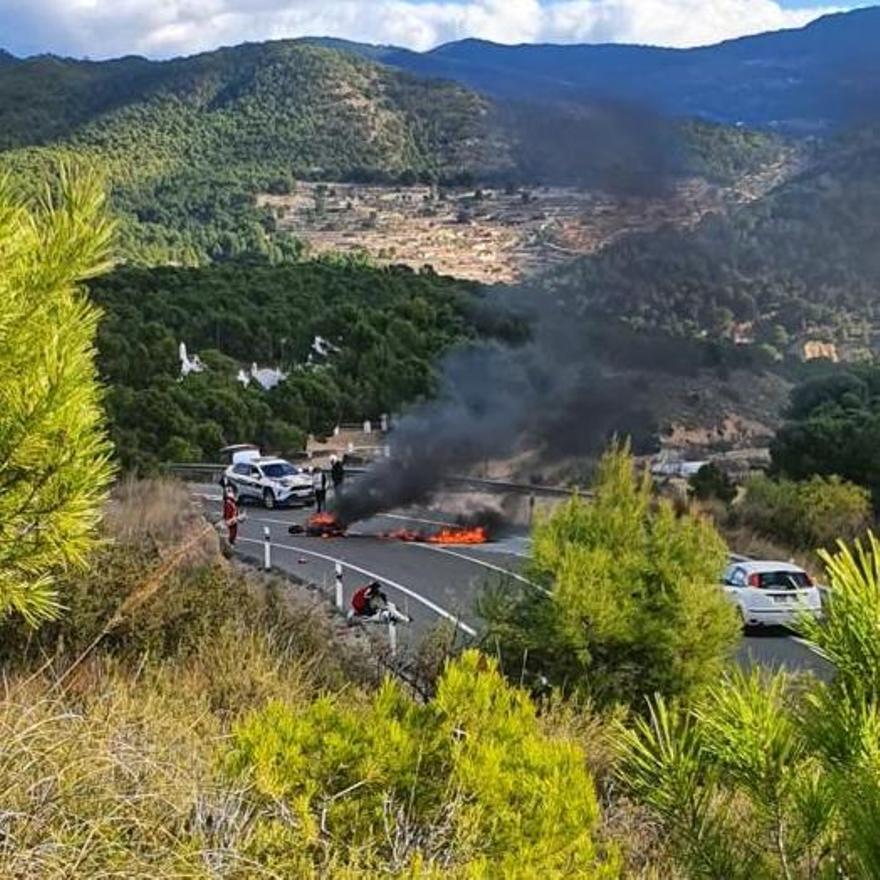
[0, 0, 846, 59]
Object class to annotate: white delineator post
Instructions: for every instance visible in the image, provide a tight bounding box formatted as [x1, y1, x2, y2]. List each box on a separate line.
[335, 562, 344, 611]
[388, 619, 398, 659]
[263, 526, 271, 571]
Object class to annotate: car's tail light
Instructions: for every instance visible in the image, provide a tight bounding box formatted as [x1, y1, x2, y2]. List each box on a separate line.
[748, 573, 761, 588]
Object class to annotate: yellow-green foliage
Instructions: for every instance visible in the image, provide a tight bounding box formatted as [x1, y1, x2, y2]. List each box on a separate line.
[801, 533, 880, 698]
[739, 473, 871, 551]
[0, 168, 115, 625]
[619, 534, 880, 879]
[484, 443, 739, 707]
[227, 650, 617, 878]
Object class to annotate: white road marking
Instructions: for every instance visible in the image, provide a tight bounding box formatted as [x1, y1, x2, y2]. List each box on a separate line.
[790, 636, 831, 661]
[237, 537, 478, 637]
[404, 542, 551, 597]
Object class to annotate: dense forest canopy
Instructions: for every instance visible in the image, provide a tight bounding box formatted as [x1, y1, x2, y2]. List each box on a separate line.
[90, 260, 491, 470]
[771, 363, 880, 509]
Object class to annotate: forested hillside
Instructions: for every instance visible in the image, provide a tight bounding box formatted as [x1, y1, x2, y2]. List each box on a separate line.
[90, 260, 490, 470]
[0, 40, 783, 265]
[1, 43, 514, 264]
[552, 126, 880, 352]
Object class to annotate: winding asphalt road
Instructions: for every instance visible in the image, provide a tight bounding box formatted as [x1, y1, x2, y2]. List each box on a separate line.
[197, 487, 831, 678]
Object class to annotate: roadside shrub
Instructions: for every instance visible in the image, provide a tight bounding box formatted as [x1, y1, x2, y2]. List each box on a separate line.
[689, 462, 737, 504]
[226, 650, 618, 878]
[618, 534, 880, 879]
[738, 473, 872, 551]
[480, 442, 739, 709]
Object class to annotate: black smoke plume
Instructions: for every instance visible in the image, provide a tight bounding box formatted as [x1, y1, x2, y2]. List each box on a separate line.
[333, 290, 655, 527]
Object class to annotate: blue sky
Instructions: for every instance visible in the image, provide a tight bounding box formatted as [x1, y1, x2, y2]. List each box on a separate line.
[0, 0, 866, 60]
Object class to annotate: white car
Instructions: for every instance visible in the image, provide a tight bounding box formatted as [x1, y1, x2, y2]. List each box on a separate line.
[222, 458, 314, 509]
[722, 560, 823, 629]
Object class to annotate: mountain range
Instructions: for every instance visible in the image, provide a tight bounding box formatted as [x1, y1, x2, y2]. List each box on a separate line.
[0, 8, 880, 326]
[320, 6, 880, 133]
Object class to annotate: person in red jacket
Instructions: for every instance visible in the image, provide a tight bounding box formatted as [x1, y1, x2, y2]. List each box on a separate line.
[223, 486, 240, 547]
[351, 581, 386, 619]
[349, 582, 411, 625]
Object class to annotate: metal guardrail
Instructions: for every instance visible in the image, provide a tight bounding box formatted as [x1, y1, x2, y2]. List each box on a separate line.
[166, 462, 583, 498]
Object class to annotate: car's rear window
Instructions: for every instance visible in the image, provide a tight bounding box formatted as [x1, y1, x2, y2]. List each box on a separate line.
[758, 571, 811, 589]
[262, 463, 298, 478]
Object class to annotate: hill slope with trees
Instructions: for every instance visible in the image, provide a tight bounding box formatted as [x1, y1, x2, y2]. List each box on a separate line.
[549, 125, 880, 353]
[364, 7, 880, 134]
[0, 40, 783, 265]
[0, 43, 512, 264]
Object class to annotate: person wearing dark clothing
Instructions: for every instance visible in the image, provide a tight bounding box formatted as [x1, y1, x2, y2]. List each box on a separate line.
[312, 467, 328, 513]
[330, 455, 345, 494]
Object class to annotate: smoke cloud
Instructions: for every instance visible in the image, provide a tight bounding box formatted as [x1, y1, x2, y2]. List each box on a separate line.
[333, 289, 656, 525]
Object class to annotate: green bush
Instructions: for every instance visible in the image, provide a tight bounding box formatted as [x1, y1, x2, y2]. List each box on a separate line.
[480, 443, 740, 708]
[738, 473, 872, 551]
[226, 650, 618, 877]
[690, 462, 737, 504]
[771, 364, 880, 510]
[618, 534, 880, 879]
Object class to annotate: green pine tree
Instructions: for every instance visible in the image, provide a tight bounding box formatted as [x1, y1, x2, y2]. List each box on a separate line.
[0, 168, 116, 624]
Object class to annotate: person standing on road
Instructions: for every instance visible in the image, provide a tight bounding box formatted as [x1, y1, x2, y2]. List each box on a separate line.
[330, 454, 345, 497]
[312, 466, 328, 513]
[222, 486, 240, 547]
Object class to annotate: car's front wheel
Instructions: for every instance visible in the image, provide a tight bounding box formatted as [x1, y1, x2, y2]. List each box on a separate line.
[262, 488, 276, 510]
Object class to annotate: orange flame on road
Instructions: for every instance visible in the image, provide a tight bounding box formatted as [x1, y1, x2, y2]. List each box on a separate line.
[428, 526, 489, 545]
[387, 526, 489, 545]
[307, 512, 346, 537]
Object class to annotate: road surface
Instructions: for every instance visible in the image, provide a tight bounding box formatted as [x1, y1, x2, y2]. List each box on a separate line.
[198, 488, 831, 678]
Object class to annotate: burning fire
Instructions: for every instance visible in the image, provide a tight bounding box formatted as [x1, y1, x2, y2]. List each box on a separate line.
[288, 512, 347, 538]
[292, 513, 489, 544]
[388, 526, 489, 545]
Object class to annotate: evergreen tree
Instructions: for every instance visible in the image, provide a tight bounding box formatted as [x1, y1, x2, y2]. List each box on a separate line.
[618, 534, 880, 878]
[480, 442, 739, 708]
[0, 169, 115, 623]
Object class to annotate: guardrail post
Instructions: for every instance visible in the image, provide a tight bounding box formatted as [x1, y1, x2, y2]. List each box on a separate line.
[335, 562, 344, 611]
[529, 493, 536, 526]
[388, 619, 398, 659]
[263, 526, 271, 571]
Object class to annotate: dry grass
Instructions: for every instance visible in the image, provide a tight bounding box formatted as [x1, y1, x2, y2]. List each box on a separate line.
[0, 667, 238, 878]
[0, 479, 674, 875]
[0, 606, 362, 877]
[105, 476, 217, 555]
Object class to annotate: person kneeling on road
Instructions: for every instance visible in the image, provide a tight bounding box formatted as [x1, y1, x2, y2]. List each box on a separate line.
[348, 581, 411, 625]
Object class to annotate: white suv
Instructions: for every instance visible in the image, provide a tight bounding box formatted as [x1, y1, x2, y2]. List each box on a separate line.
[222, 458, 314, 509]
[722, 560, 823, 629]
